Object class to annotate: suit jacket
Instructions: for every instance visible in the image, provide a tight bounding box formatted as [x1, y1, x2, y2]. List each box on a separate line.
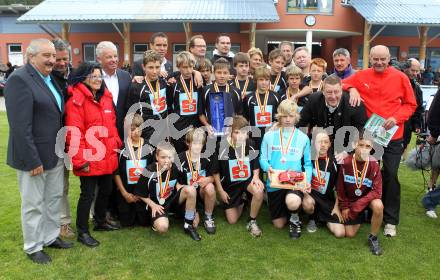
[5, 63, 64, 171]
[298, 91, 367, 153]
[103, 69, 131, 139]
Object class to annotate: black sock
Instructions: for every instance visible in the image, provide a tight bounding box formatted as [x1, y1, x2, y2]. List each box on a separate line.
[368, 234, 377, 240]
[248, 216, 256, 222]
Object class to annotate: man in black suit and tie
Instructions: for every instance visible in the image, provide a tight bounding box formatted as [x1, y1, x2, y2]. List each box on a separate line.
[96, 41, 131, 223]
[96, 41, 132, 140]
[5, 38, 73, 264]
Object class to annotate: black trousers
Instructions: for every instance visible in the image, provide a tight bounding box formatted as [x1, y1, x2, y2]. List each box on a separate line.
[381, 140, 404, 225]
[76, 175, 113, 234]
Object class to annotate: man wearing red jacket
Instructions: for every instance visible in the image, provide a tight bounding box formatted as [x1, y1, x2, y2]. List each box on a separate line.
[343, 45, 417, 237]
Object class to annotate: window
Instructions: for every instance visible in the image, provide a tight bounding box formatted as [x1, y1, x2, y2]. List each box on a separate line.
[83, 43, 96, 62]
[389, 46, 399, 59]
[7, 44, 23, 66]
[287, 0, 333, 14]
[408, 47, 419, 60]
[133, 43, 149, 62]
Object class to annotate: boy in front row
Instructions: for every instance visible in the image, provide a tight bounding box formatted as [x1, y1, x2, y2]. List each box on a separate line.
[134, 142, 202, 241]
[259, 99, 313, 239]
[213, 116, 265, 237]
[178, 128, 217, 234]
[336, 132, 384, 255]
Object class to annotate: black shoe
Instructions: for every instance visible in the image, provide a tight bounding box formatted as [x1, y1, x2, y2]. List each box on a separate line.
[368, 235, 383, 256]
[27, 250, 51, 264]
[93, 222, 120, 231]
[203, 216, 216, 235]
[47, 237, 74, 249]
[77, 233, 100, 247]
[289, 221, 302, 239]
[184, 225, 201, 241]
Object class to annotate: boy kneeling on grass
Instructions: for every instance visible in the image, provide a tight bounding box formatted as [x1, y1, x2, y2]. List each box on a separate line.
[178, 128, 217, 234]
[336, 131, 384, 256]
[134, 142, 202, 241]
[259, 99, 313, 239]
[213, 116, 265, 237]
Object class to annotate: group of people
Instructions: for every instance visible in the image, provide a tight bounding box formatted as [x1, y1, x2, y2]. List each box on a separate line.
[6, 31, 434, 265]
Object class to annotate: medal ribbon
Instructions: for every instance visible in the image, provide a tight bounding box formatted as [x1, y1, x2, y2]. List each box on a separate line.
[235, 144, 246, 171]
[255, 90, 269, 115]
[279, 127, 296, 157]
[146, 79, 160, 105]
[214, 82, 229, 93]
[270, 73, 281, 91]
[127, 138, 143, 168]
[186, 151, 200, 182]
[180, 75, 194, 103]
[235, 77, 249, 99]
[352, 157, 369, 192]
[315, 156, 329, 185]
[157, 163, 171, 199]
[309, 80, 323, 91]
[287, 87, 299, 99]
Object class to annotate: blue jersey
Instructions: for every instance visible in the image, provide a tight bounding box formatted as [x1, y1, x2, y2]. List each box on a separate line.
[259, 127, 312, 192]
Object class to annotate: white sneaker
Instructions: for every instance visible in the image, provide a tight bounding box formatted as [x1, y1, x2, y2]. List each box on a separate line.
[426, 210, 438, 219]
[246, 220, 262, 237]
[384, 224, 397, 237]
[306, 220, 317, 233]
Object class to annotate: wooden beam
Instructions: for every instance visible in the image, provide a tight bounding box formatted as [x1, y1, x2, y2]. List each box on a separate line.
[112, 23, 125, 39]
[363, 20, 371, 69]
[249, 23, 256, 49]
[183, 22, 192, 51]
[123, 23, 131, 65]
[419, 26, 429, 69]
[61, 23, 70, 42]
[369, 25, 387, 43]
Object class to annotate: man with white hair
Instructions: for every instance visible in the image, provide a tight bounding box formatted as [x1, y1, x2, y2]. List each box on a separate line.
[332, 48, 356, 79]
[5, 38, 73, 264]
[343, 45, 417, 237]
[96, 41, 131, 139]
[279, 41, 294, 68]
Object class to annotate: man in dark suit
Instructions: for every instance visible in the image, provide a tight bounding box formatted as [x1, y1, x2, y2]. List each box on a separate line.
[5, 38, 73, 264]
[96, 41, 131, 140]
[297, 74, 367, 159]
[132, 32, 173, 77]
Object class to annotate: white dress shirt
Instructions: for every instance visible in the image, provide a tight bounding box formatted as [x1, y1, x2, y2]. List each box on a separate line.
[103, 70, 119, 105]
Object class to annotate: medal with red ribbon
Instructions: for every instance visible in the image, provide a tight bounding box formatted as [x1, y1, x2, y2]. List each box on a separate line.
[279, 127, 295, 164]
[270, 73, 281, 91]
[180, 75, 195, 112]
[235, 77, 249, 99]
[314, 156, 329, 186]
[157, 163, 171, 205]
[352, 157, 369, 197]
[186, 151, 200, 186]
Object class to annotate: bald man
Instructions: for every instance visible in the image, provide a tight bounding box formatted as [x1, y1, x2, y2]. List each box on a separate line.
[343, 45, 417, 237]
[403, 58, 424, 150]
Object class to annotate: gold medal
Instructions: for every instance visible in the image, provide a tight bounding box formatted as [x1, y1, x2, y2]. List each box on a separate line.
[180, 75, 194, 109]
[127, 138, 143, 168]
[314, 156, 329, 187]
[146, 79, 160, 107]
[214, 82, 229, 93]
[255, 89, 269, 115]
[186, 151, 200, 185]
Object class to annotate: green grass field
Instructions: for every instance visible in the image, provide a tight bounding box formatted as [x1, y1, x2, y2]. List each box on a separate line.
[0, 111, 439, 280]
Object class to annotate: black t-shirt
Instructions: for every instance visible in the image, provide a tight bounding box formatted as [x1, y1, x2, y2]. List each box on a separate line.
[270, 72, 287, 94]
[134, 163, 185, 205]
[310, 156, 338, 201]
[116, 144, 153, 191]
[243, 90, 280, 138]
[229, 78, 255, 100]
[279, 85, 308, 108]
[168, 74, 202, 132]
[213, 139, 260, 188]
[126, 78, 170, 120]
[177, 151, 215, 186]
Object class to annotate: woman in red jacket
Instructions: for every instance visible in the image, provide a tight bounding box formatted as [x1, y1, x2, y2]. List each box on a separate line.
[65, 62, 122, 248]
